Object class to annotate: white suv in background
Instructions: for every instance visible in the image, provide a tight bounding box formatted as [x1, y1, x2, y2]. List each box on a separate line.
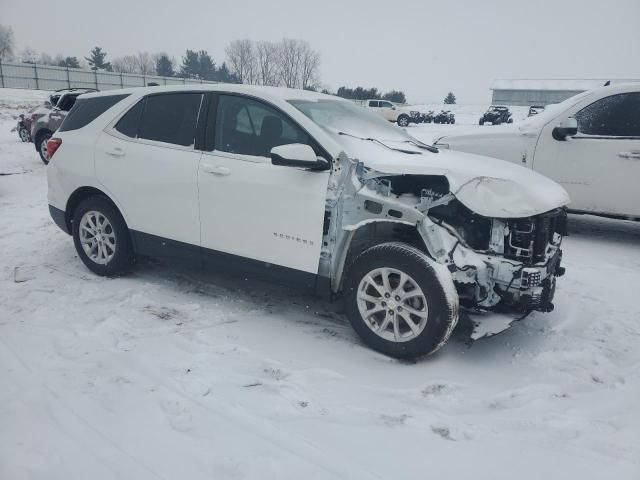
[364, 99, 411, 127]
[47, 85, 569, 358]
[435, 83, 640, 220]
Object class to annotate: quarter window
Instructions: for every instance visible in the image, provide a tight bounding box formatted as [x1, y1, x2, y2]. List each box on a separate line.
[214, 95, 311, 157]
[138, 93, 203, 147]
[59, 94, 129, 132]
[115, 100, 144, 138]
[575, 93, 640, 137]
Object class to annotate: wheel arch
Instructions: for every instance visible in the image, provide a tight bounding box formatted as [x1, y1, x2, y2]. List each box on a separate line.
[65, 186, 128, 234]
[333, 220, 429, 293]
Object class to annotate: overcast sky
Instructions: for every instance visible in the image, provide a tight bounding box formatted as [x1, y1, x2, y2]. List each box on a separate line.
[2, 0, 640, 103]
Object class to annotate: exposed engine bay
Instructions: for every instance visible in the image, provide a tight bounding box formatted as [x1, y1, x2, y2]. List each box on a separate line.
[319, 153, 567, 323]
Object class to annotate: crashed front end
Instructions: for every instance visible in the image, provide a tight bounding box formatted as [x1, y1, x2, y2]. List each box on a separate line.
[322, 156, 568, 322]
[420, 200, 566, 314]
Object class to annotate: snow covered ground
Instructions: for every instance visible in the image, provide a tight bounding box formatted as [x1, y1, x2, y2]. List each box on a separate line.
[1, 88, 639, 480]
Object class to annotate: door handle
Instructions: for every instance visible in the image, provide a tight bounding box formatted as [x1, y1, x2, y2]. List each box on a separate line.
[202, 164, 231, 176]
[618, 151, 640, 159]
[105, 148, 125, 158]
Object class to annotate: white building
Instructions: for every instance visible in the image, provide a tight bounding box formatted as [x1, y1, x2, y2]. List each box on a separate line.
[490, 79, 640, 106]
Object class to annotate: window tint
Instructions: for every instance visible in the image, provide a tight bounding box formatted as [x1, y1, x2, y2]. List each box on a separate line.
[115, 100, 144, 138]
[138, 93, 203, 147]
[575, 93, 640, 137]
[59, 94, 129, 132]
[380, 101, 393, 108]
[57, 94, 79, 111]
[369, 101, 379, 107]
[214, 95, 311, 157]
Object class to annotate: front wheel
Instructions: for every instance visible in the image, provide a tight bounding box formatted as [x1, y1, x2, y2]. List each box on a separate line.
[344, 243, 459, 359]
[397, 114, 410, 127]
[72, 196, 135, 276]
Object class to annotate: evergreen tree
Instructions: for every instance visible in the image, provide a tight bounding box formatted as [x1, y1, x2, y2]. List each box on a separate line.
[197, 50, 216, 80]
[383, 90, 406, 104]
[444, 92, 456, 104]
[214, 62, 240, 83]
[59, 56, 80, 68]
[155, 54, 174, 77]
[85, 47, 111, 71]
[180, 50, 200, 78]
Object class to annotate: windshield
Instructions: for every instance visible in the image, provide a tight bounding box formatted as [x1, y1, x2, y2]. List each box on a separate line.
[288, 99, 417, 143]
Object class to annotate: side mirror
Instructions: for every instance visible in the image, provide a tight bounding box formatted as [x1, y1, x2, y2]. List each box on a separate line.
[552, 117, 578, 141]
[271, 143, 330, 171]
[391, 106, 396, 110]
[44, 100, 52, 108]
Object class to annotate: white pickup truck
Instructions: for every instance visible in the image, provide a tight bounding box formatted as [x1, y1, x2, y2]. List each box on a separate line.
[434, 83, 640, 220]
[363, 99, 411, 127]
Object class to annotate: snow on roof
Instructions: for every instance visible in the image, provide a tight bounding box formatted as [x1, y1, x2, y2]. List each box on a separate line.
[491, 78, 640, 91]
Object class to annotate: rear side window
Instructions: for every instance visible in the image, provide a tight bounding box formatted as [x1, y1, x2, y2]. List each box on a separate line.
[138, 93, 203, 147]
[59, 94, 129, 132]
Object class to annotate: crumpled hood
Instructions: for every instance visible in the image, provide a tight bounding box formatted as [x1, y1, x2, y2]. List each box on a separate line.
[335, 135, 570, 218]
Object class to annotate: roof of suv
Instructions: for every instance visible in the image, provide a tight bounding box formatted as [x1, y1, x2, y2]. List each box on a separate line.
[80, 84, 346, 104]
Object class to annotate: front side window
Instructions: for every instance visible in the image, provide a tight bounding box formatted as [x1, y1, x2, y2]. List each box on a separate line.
[214, 95, 311, 157]
[575, 93, 640, 137]
[380, 101, 393, 108]
[137, 93, 203, 147]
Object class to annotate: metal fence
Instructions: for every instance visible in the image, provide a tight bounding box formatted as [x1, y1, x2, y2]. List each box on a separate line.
[0, 61, 216, 91]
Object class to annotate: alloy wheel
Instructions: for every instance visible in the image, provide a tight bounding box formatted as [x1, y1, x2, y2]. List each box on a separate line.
[79, 210, 117, 265]
[356, 267, 429, 342]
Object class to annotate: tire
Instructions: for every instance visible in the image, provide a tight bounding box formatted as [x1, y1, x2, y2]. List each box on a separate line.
[344, 242, 458, 359]
[507, 118, 514, 124]
[479, 118, 485, 125]
[72, 196, 135, 276]
[35, 130, 52, 165]
[397, 114, 410, 127]
[450, 118, 455, 124]
[19, 127, 30, 142]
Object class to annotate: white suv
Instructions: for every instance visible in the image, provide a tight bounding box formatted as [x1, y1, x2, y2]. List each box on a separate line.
[435, 83, 640, 220]
[47, 85, 569, 358]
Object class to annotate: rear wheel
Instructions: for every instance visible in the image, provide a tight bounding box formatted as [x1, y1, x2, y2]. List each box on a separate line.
[19, 127, 30, 142]
[344, 243, 458, 359]
[36, 130, 52, 164]
[72, 196, 135, 276]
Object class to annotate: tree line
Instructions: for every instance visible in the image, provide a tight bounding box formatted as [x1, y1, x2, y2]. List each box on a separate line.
[1, 23, 418, 102]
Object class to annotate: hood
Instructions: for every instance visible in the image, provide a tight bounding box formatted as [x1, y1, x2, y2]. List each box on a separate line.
[336, 135, 569, 218]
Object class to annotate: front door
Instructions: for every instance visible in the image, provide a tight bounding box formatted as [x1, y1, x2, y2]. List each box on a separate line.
[198, 94, 330, 273]
[533, 92, 640, 217]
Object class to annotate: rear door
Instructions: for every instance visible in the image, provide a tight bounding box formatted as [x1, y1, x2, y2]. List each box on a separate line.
[95, 92, 204, 246]
[197, 93, 330, 273]
[533, 92, 640, 217]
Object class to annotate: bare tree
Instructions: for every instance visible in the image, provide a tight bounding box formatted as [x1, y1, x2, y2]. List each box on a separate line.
[255, 40, 279, 86]
[299, 41, 320, 90]
[112, 55, 138, 73]
[134, 51, 155, 75]
[225, 39, 257, 84]
[277, 38, 303, 88]
[0, 25, 14, 61]
[20, 47, 38, 64]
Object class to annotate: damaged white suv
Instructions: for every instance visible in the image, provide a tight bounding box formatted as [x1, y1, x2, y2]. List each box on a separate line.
[47, 85, 569, 358]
